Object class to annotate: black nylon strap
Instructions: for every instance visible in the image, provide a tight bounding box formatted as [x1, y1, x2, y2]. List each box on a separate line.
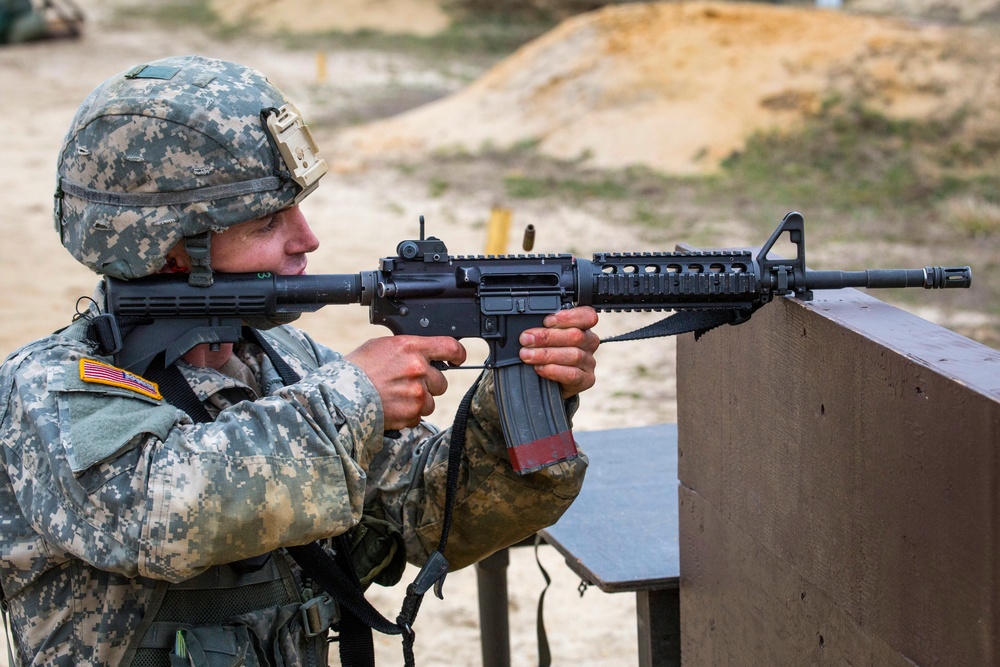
[148, 348, 281, 572]
[246, 327, 476, 667]
[243, 327, 302, 385]
[392, 373, 484, 664]
[337, 566, 379, 667]
[533, 535, 553, 667]
[600, 308, 751, 344]
[144, 351, 213, 424]
[246, 329, 400, 665]
[437, 374, 482, 553]
[285, 542, 403, 635]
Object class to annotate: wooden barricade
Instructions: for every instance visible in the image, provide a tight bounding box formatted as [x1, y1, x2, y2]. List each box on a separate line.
[676, 288, 1000, 665]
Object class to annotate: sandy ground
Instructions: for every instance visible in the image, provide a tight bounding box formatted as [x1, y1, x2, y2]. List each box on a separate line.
[0, 2, 671, 665]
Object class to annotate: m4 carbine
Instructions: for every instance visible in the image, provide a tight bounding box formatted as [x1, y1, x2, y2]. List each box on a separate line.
[100, 212, 971, 474]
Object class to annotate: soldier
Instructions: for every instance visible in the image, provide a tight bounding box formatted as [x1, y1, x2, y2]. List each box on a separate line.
[0, 55, 597, 666]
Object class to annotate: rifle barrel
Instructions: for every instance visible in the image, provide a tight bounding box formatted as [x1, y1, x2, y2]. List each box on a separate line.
[804, 266, 972, 291]
[273, 274, 365, 306]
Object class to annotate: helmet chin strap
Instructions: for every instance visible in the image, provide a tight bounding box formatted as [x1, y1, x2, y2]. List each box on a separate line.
[184, 232, 213, 287]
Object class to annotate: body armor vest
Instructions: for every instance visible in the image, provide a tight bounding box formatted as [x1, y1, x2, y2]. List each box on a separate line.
[119, 328, 340, 667]
[122, 550, 336, 667]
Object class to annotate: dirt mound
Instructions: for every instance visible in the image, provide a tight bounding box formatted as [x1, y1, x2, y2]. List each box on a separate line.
[330, 1, 999, 174]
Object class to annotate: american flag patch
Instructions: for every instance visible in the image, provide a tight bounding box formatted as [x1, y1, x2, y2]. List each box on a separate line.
[79, 359, 163, 401]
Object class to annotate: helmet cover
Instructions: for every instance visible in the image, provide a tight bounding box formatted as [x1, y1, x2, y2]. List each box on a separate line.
[55, 55, 326, 279]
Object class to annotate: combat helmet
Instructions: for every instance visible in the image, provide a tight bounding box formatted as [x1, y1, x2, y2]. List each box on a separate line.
[55, 55, 328, 284]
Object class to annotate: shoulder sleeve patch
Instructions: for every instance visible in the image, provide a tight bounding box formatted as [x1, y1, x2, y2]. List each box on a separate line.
[64, 394, 179, 475]
[80, 358, 162, 400]
[58, 359, 176, 473]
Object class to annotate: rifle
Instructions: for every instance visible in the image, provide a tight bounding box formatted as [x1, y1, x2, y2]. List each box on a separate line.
[97, 212, 971, 474]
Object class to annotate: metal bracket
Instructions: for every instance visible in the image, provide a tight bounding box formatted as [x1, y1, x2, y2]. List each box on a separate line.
[264, 104, 328, 203]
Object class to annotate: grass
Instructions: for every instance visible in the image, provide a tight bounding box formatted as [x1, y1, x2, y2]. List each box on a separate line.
[504, 173, 631, 200]
[947, 196, 1000, 237]
[110, 0, 233, 35]
[111, 0, 556, 64]
[279, 15, 556, 60]
[715, 99, 1000, 228]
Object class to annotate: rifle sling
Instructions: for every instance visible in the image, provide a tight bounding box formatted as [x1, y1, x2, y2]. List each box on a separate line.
[600, 308, 752, 343]
[242, 327, 301, 387]
[243, 328, 403, 666]
[143, 351, 213, 425]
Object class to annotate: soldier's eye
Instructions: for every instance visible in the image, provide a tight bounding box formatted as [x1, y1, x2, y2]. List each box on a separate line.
[256, 215, 280, 233]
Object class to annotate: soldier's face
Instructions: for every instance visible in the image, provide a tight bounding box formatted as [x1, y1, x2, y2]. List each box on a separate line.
[211, 205, 320, 275]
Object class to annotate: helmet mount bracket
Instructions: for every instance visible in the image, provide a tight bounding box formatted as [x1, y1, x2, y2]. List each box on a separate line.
[263, 105, 328, 204]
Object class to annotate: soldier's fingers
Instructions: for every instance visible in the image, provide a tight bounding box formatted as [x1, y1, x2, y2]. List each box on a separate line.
[542, 306, 599, 330]
[425, 367, 449, 397]
[519, 343, 595, 371]
[520, 326, 600, 354]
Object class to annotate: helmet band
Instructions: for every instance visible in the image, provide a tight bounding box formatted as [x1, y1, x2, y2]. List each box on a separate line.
[58, 175, 285, 208]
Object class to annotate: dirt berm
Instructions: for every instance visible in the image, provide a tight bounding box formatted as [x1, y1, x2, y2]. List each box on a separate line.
[328, 1, 1000, 175]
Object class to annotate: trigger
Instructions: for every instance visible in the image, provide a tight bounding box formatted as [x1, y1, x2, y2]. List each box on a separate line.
[431, 360, 450, 371]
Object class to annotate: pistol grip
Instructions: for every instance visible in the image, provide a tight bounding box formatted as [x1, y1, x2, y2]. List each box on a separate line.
[494, 364, 579, 474]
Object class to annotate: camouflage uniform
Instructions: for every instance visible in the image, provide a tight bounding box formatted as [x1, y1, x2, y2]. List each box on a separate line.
[0, 55, 588, 666]
[0, 291, 587, 666]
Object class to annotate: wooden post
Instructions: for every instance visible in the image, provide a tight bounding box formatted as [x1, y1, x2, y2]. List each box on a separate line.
[485, 207, 512, 255]
[315, 52, 327, 84]
[677, 289, 1000, 665]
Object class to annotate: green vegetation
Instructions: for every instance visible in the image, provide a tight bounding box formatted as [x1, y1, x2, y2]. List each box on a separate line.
[111, 0, 555, 62]
[428, 177, 450, 198]
[704, 100, 1000, 339]
[283, 15, 556, 59]
[504, 173, 631, 200]
[110, 0, 234, 36]
[714, 99, 1000, 237]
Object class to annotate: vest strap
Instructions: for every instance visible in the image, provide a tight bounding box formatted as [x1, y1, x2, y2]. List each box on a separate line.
[2, 596, 17, 667]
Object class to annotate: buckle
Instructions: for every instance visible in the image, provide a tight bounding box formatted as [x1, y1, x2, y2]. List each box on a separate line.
[300, 593, 338, 638]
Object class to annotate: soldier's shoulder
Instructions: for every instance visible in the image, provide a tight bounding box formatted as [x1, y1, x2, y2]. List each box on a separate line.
[2, 329, 177, 473]
[1, 328, 93, 394]
[0, 328, 93, 434]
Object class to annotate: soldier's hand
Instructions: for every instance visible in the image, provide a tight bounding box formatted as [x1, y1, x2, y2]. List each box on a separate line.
[346, 336, 467, 430]
[518, 306, 600, 399]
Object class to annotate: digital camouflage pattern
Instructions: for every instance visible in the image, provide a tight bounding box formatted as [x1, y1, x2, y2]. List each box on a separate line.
[55, 55, 312, 280]
[0, 291, 588, 666]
